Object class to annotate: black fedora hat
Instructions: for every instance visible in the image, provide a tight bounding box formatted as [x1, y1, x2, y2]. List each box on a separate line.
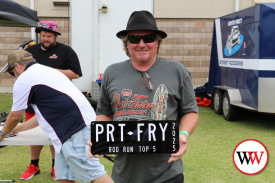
[116, 10, 167, 39]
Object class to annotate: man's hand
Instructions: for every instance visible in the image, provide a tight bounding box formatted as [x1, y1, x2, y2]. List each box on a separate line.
[0, 135, 5, 141]
[88, 115, 114, 159]
[87, 138, 95, 158]
[168, 133, 188, 163]
[10, 127, 20, 135]
[168, 112, 198, 163]
[87, 138, 104, 159]
[88, 115, 113, 158]
[0, 110, 24, 141]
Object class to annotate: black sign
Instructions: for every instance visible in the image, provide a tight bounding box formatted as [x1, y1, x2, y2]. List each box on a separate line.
[91, 120, 179, 154]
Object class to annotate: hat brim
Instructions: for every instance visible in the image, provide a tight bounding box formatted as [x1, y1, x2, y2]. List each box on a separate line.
[35, 27, 61, 35]
[116, 29, 167, 39]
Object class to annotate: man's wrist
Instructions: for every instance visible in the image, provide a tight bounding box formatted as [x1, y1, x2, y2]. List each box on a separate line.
[0, 130, 6, 137]
[179, 130, 189, 138]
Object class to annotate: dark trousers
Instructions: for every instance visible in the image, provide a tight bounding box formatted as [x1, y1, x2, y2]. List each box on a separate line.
[163, 173, 184, 183]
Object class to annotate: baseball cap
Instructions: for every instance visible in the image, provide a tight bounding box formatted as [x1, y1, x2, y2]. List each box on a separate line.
[0, 50, 34, 75]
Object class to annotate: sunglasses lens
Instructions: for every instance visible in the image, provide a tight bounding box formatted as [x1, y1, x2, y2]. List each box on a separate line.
[142, 34, 156, 43]
[128, 35, 141, 44]
[128, 34, 156, 44]
[6, 65, 15, 76]
[8, 70, 14, 76]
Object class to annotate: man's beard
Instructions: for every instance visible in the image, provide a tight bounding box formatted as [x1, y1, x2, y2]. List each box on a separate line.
[41, 42, 56, 50]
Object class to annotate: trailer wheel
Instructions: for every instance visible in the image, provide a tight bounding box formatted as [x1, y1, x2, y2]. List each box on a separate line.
[213, 89, 223, 114]
[222, 92, 237, 121]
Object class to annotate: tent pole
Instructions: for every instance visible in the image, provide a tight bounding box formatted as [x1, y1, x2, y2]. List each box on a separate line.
[30, 0, 36, 42]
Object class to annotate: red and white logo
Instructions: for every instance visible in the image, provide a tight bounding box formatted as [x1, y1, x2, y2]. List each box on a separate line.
[121, 89, 132, 99]
[49, 54, 58, 59]
[233, 139, 268, 175]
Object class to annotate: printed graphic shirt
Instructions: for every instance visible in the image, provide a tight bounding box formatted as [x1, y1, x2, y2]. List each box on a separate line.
[11, 63, 95, 153]
[96, 57, 198, 183]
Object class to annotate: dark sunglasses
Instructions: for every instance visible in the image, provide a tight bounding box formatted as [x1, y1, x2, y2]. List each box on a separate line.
[6, 65, 15, 76]
[141, 71, 153, 92]
[128, 34, 156, 44]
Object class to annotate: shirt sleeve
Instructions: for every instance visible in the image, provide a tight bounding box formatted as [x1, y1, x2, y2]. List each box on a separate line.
[11, 81, 31, 112]
[96, 68, 113, 116]
[179, 69, 199, 117]
[65, 47, 83, 77]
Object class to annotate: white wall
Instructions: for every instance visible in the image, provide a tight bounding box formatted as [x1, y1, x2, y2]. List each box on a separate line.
[97, 0, 153, 74]
[71, 0, 153, 91]
[70, 0, 97, 91]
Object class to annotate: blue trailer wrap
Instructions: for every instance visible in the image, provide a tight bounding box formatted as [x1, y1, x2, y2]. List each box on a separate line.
[207, 3, 275, 120]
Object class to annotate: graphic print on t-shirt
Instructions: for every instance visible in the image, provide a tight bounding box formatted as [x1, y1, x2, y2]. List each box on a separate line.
[113, 84, 168, 121]
[151, 84, 168, 120]
[49, 54, 58, 59]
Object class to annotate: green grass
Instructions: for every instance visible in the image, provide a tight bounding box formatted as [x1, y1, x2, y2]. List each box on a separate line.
[1, 93, 275, 182]
[184, 107, 275, 183]
[0, 93, 13, 112]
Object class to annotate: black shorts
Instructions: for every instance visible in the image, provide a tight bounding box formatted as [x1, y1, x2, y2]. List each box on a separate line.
[163, 173, 184, 183]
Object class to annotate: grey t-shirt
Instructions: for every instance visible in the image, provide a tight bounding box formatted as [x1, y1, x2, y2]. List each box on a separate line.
[96, 57, 198, 183]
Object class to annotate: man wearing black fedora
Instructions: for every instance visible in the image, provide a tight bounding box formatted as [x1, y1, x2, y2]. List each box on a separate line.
[89, 10, 198, 183]
[20, 21, 82, 181]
